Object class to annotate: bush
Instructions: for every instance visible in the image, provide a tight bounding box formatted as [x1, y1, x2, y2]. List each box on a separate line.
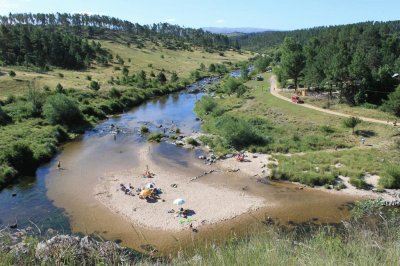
[55, 83, 64, 93]
[0, 106, 11, 125]
[382, 86, 400, 116]
[147, 132, 164, 142]
[0, 163, 17, 185]
[8, 70, 16, 77]
[90, 80, 101, 91]
[175, 128, 181, 134]
[109, 87, 121, 98]
[194, 96, 218, 117]
[186, 138, 199, 146]
[1, 142, 36, 176]
[140, 126, 149, 134]
[43, 94, 85, 128]
[342, 116, 362, 134]
[349, 177, 369, 190]
[379, 164, 400, 189]
[214, 115, 266, 149]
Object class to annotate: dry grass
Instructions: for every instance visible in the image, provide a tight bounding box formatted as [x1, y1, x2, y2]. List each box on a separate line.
[0, 41, 250, 99]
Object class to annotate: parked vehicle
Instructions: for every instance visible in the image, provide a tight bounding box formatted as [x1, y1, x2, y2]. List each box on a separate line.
[291, 95, 304, 104]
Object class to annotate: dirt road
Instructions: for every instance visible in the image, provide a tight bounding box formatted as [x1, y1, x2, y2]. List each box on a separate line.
[269, 76, 394, 126]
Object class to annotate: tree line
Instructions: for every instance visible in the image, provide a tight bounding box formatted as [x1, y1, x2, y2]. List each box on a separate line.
[1, 13, 230, 50]
[0, 24, 109, 69]
[243, 21, 400, 115]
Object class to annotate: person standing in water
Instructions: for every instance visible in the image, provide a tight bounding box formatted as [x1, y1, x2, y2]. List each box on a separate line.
[57, 160, 61, 170]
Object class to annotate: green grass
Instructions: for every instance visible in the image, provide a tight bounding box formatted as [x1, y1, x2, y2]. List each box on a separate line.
[282, 92, 398, 121]
[147, 132, 164, 142]
[0, 40, 250, 99]
[271, 148, 400, 187]
[195, 72, 399, 186]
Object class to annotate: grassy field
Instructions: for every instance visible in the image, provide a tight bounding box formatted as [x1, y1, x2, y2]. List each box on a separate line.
[0, 41, 249, 99]
[195, 72, 400, 187]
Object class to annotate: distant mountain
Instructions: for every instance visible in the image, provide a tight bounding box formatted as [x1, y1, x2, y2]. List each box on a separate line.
[202, 27, 276, 34]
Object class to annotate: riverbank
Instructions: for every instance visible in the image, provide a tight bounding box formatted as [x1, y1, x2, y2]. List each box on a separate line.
[95, 145, 268, 231]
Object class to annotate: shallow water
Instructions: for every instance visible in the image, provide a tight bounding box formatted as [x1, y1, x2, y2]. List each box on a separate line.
[0, 79, 359, 256]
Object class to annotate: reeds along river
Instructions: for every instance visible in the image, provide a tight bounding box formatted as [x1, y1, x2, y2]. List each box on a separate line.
[0, 76, 359, 255]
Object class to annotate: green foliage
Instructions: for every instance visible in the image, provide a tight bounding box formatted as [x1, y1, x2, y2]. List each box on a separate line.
[109, 87, 121, 98]
[253, 55, 272, 72]
[43, 94, 84, 128]
[171, 72, 179, 82]
[147, 132, 164, 142]
[223, 77, 245, 95]
[349, 177, 369, 189]
[342, 116, 362, 134]
[212, 115, 266, 150]
[186, 137, 199, 146]
[55, 83, 64, 93]
[382, 86, 400, 117]
[0, 142, 36, 176]
[194, 96, 219, 117]
[89, 80, 100, 91]
[0, 106, 11, 125]
[122, 66, 129, 76]
[8, 70, 16, 77]
[156, 72, 167, 84]
[280, 37, 305, 88]
[208, 63, 216, 72]
[140, 125, 149, 134]
[379, 164, 400, 189]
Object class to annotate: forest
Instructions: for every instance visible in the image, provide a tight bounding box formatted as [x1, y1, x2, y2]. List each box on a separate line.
[235, 21, 400, 115]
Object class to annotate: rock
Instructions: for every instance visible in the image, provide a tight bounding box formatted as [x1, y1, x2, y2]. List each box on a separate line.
[225, 154, 233, 158]
[10, 223, 17, 229]
[170, 184, 178, 188]
[12, 193, 17, 197]
[198, 155, 206, 160]
[47, 228, 55, 235]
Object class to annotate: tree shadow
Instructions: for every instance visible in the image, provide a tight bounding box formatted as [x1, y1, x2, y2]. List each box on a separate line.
[355, 130, 376, 138]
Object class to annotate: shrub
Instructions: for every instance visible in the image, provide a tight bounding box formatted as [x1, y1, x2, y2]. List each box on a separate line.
[109, 87, 121, 98]
[186, 138, 199, 146]
[90, 80, 101, 91]
[8, 70, 16, 77]
[194, 96, 217, 117]
[379, 164, 400, 189]
[86, 75, 92, 81]
[349, 177, 369, 189]
[214, 115, 266, 149]
[43, 94, 84, 128]
[55, 83, 64, 93]
[140, 126, 149, 134]
[320, 125, 335, 134]
[58, 73, 64, 78]
[175, 128, 181, 134]
[382, 86, 400, 116]
[0, 106, 11, 125]
[147, 132, 164, 142]
[342, 116, 362, 134]
[1, 142, 36, 176]
[0, 163, 17, 185]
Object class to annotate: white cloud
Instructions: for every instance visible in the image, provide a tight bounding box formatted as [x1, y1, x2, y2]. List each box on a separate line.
[216, 19, 225, 24]
[165, 18, 176, 23]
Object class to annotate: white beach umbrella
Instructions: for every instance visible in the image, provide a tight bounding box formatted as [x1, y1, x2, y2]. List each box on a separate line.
[145, 182, 155, 189]
[173, 198, 185, 205]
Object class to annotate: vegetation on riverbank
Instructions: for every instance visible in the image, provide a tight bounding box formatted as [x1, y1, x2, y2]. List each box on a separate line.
[195, 71, 400, 188]
[1, 199, 399, 265]
[0, 25, 249, 188]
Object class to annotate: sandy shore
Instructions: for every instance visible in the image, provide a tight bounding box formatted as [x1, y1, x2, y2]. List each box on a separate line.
[95, 146, 268, 231]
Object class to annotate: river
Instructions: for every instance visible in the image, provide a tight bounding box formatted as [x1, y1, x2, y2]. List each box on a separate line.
[0, 75, 358, 255]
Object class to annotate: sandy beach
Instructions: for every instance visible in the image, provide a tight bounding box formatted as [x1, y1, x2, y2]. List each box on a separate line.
[95, 146, 269, 231]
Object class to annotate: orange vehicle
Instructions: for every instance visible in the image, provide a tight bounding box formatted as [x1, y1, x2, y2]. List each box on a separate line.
[291, 95, 304, 104]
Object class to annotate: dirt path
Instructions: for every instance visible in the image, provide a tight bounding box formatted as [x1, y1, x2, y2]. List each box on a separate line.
[269, 76, 394, 126]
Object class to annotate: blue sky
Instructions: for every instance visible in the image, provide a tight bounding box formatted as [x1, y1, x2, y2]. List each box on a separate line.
[0, 0, 399, 30]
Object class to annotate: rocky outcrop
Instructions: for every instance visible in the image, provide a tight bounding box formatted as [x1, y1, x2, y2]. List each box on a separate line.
[1, 234, 141, 265]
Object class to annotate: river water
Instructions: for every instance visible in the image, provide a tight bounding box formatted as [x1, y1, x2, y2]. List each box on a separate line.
[0, 77, 359, 255]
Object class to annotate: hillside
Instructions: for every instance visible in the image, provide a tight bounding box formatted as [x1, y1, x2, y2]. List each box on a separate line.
[0, 16, 250, 188]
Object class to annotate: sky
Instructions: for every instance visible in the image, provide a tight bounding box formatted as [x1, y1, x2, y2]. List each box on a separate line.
[1, 0, 400, 30]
